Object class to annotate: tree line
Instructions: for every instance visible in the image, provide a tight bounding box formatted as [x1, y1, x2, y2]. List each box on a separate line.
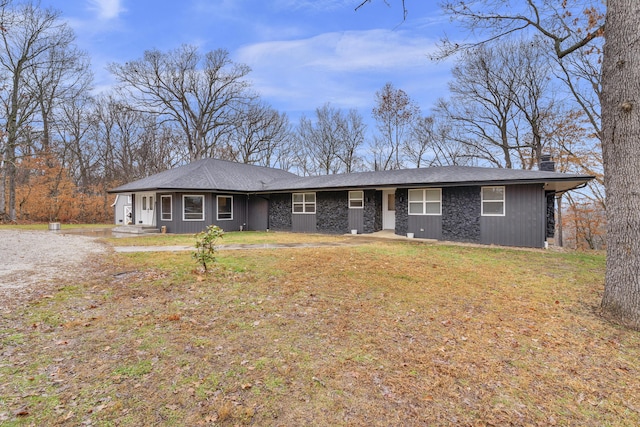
[0, 0, 602, 248]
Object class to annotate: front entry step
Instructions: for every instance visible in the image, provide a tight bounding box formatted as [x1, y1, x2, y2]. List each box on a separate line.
[112, 225, 160, 234]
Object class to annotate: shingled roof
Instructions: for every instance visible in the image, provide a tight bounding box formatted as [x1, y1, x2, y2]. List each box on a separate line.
[110, 158, 593, 194]
[263, 166, 593, 193]
[109, 158, 298, 193]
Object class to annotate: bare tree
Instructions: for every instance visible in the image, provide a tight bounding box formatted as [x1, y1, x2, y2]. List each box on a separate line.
[90, 95, 185, 185]
[438, 1, 604, 61]
[0, 1, 83, 221]
[371, 82, 420, 170]
[295, 104, 342, 175]
[27, 36, 92, 154]
[108, 45, 255, 161]
[435, 45, 520, 168]
[403, 115, 435, 168]
[335, 108, 366, 173]
[293, 103, 365, 175]
[230, 101, 291, 167]
[56, 94, 95, 192]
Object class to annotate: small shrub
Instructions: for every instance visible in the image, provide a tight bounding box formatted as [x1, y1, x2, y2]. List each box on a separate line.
[193, 225, 224, 272]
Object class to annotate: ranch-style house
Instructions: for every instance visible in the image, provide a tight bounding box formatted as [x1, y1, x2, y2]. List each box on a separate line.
[109, 157, 593, 248]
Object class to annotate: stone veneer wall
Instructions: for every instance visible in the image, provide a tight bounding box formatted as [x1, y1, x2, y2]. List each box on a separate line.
[362, 189, 379, 233]
[442, 186, 481, 243]
[395, 188, 408, 236]
[546, 192, 555, 238]
[268, 193, 292, 231]
[316, 191, 349, 233]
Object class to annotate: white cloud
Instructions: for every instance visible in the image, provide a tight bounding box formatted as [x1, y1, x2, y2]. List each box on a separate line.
[235, 29, 447, 114]
[88, 0, 124, 20]
[238, 29, 435, 75]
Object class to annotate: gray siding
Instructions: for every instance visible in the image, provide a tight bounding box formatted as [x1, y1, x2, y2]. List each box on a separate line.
[171, 192, 213, 234]
[157, 192, 248, 234]
[248, 196, 269, 231]
[213, 194, 247, 232]
[348, 209, 364, 233]
[292, 214, 316, 232]
[408, 215, 443, 239]
[480, 184, 546, 248]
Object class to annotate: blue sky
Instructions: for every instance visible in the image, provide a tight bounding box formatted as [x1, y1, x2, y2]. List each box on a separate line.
[41, 0, 456, 126]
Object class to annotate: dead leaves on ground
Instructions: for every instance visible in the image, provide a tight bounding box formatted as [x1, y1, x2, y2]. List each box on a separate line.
[1, 243, 637, 426]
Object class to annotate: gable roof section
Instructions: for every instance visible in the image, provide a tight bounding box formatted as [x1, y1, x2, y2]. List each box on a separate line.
[109, 159, 594, 194]
[108, 158, 298, 193]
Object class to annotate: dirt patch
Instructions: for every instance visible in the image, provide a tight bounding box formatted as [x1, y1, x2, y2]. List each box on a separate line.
[0, 230, 107, 307]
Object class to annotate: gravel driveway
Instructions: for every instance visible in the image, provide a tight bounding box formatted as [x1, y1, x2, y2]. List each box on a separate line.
[0, 230, 107, 305]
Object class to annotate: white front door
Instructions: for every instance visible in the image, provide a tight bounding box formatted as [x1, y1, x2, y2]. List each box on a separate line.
[382, 189, 396, 230]
[135, 192, 156, 226]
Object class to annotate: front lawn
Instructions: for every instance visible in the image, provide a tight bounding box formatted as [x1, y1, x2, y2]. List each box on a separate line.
[1, 236, 637, 426]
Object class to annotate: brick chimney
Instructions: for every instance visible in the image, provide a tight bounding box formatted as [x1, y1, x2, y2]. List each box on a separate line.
[539, 154, 555, 172]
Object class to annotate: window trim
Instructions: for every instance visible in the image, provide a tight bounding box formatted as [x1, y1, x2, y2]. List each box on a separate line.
[481, 186, 506, 216]
[408, 188, 442, 216]
[216, 195, 233, 221]
[292, 192, 316, 214]
[160, 195, 172, 221]
[182, 194, 205, 221]
[348, 191, 364, 209]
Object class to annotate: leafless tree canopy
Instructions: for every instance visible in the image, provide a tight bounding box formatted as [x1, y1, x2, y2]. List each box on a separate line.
[108, 45, 255, 162]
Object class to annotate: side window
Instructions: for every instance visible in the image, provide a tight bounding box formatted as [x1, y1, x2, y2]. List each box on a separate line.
[292, 193, 316, 214]
[217, 195, 233, 220]
[183, 195, 205, 221]
[481, 186, 505, 216]
[161, 195, 172, 221]
[408, 189, 441, 215]
[349, 191, 364, 209]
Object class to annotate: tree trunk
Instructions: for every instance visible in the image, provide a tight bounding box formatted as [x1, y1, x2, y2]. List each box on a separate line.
[600, 0, 640, 329]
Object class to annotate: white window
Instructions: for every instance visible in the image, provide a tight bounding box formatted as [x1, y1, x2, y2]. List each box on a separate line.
[217, 195, 233, 220]
[183, 195, 205, 221]
[161, 195, 172, 221]
[349, 191, 364, 209]
[292, 192, 316, 214]
[408, 189, 442, 215]
[482, 186, 505, 216]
